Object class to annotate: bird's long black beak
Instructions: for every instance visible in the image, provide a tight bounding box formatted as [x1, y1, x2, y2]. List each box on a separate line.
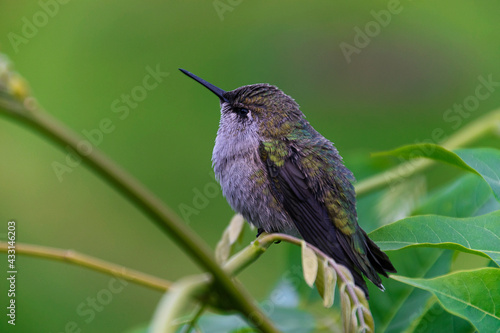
[179, 69, 229, 103]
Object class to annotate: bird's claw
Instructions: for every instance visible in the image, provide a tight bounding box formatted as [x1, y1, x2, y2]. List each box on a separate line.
[256, 229, 280, 243]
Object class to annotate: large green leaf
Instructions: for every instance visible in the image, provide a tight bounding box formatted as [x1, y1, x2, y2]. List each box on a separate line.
[369, 211, 500, 266]
[373, 144, 500, 202]
[456, 148, 500, 201]
[368, 247, 444, 332]
[407, 297, 474, 333]
[476, 196, 500, 216]
[391, 268, 500, 332]
[413, 173, 492, 217]
[372, 143, 478, 174]
[383, 250, 453, 333]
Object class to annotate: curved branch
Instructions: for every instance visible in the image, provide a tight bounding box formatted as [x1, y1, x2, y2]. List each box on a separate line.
[256, 234, 368, 331]
[1, 108, 278, 332]
[0, 55, 279, 333]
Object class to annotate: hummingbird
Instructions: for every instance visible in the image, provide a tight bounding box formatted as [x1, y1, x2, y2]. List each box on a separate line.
[179, 69, 396, 297]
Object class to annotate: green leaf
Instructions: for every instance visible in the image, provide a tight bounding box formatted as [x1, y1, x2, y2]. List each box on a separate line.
[384, 250, 453, 333]
[369, 210, 500, 266]
[374, 144, 500, 202]
[228, 214, 245, 244]
[339, 284, 353, 332]
[315, 257, 327, 301]
[285, 245, 316, 298]
[301, 241, 318, 287]
[215, 230, 231, 264]
[476, 196, 500, 216]
[368, 247, 444, 332]
[391, 268, 500, 332]
[456, 148, 500, 201]
[215, 214, 246, 264]
[315, 258, 337, 308]
[413, 173, 492, 217]
[372, 143, 478, 174]
[407, 297, 474, 333]
[323, 264, 336, 308]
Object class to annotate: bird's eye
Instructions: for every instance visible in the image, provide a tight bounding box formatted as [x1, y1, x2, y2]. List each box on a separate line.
[234, 107, 249, 117]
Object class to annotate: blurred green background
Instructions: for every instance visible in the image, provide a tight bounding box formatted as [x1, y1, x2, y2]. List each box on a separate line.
[1, 1, 500, 332]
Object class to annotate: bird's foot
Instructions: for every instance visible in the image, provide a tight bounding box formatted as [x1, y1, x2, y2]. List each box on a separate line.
[256, 228, 281, 244]
[256, 228, 265, 238]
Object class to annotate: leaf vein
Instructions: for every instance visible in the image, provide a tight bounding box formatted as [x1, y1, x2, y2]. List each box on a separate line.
[442, 221, 471, 248]
[408, 228, 419, 243]
[431, 286, 499, 320]
[428, 227, 442, 243]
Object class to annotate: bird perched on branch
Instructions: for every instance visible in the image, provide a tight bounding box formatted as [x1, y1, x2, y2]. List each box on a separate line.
[180, 69, 396, 297]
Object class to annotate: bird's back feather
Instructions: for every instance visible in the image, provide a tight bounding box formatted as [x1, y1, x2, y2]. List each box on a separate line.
[259, 120, 396, 297]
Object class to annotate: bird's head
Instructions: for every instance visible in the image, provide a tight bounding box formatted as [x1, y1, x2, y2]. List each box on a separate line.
[180, 69, 304, 140]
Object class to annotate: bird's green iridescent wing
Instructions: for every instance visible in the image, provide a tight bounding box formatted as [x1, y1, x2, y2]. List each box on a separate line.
[259, 123, 390, 295]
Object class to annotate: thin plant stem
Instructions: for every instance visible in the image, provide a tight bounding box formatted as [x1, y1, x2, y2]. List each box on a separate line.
[0, 241, 171, 291]
[183, 303, 207, 333]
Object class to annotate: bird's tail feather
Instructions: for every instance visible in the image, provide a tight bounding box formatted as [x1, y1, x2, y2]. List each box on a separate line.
[361, 229, 397, 288]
